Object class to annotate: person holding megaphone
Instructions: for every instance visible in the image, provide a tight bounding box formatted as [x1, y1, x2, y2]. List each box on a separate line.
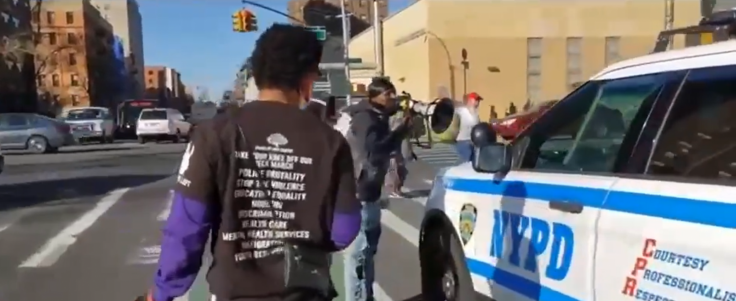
[341, 77, 414, 301]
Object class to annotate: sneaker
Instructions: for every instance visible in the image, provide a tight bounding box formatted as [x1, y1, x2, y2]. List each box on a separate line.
[389, 191, 403, 199]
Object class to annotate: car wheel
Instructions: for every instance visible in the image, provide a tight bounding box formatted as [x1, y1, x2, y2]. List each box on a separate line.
[172, 130, 181, 143]
[26, 136, 49, 154]
[420, 222, 475, 301]
[106, 134, 115, 144]
[100, 132, 107, 144]
[138, 136, 146, 144]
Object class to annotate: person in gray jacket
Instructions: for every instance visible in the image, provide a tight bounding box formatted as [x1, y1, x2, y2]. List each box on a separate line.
[342, 77, 412, 301]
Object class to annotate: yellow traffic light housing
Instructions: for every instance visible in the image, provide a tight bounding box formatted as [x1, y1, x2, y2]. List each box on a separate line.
[243, 10, 258, 32]
[232, 10, 244, 32]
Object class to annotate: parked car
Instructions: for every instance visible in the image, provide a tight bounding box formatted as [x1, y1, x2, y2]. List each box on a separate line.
[0, 113, 75, 154]
[136, 108, 191, 144]
[58, 106, 115, 144]
[491, 99, 559, 140]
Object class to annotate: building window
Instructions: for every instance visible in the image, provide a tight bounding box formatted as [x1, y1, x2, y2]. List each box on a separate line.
[67, 32, 77, 44]
[566, 37, 583, 90]
[32, 10, 39, 23]
[605, 36, 621, 66]
[48, 33, 57, 45]
[68, 53, 77, 65]
[148, 70, 153, 75]
[46, 11, 54, 24]
[527, 37, 543, 103]
[52, 74, 60, 87]
[71, 95, 80, 106]
[37, 75, 46, 86]
[65, 12, 73, 24]
[359, 0, 366, 7]
[71, 74, 79, 86]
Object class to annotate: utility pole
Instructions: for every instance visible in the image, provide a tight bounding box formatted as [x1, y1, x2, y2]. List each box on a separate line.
[340, 0, 352, 103]
[373, 0, 384, 76]
[664, 0, 674, 50]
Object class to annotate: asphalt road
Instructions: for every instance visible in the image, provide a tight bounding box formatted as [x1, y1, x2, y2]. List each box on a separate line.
[0, 141, 186, 301]
[0, 141, 460, 301]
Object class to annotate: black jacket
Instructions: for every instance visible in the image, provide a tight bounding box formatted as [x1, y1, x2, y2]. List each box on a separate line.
[345, 100, 408, 202]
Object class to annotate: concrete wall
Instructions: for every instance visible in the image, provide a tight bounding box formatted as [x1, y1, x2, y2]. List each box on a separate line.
[349, 0, 703, 122]
[349, 0, 431, 99]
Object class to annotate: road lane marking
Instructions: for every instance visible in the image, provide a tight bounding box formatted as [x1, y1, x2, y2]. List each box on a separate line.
[381, 209, 420, 247]
[127, 244, 161, 265]
[158, 190, 174, 221]
[18, 188, 130, 268]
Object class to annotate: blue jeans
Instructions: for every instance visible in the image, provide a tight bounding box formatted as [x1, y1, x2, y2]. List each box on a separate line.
[344, 201, 382, 301]
[455, 140, 474, 163]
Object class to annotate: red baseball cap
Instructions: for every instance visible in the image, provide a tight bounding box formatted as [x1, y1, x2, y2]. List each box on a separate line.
[466, 92, 483, 101]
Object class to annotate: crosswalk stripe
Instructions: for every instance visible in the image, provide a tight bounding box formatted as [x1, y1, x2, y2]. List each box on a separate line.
[18, 188, 130, 268]
[381, 210, 420, 248]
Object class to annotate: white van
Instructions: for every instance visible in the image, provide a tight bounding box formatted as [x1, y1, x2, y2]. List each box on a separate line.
[419, 40, 736, 300]
[136, 108, 191, 143]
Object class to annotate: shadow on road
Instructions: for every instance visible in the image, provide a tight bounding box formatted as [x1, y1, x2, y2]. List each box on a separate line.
[402, 189, 431, 198]
[0, 174, 168, 212]
[3, 146, 141, 156]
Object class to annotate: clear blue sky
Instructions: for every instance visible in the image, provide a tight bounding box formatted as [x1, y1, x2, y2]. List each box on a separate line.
[140, 0, 409, 99]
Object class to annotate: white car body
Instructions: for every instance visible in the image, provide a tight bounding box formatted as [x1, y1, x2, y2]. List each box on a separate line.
[421, 40, 736, 301]
[59, 106, 114, 142]
[136, 108, 191, 140]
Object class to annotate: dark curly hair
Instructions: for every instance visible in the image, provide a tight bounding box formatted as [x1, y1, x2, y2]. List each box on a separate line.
[250, 24, 323, 92]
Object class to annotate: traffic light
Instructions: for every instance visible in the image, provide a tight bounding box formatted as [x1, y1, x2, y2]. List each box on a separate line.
[243, 9, 258, 32]
[232, 10, 245, 32]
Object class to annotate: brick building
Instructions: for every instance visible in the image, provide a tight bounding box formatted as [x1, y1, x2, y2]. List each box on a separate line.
[144, 65, 189, 111]
[33, 0, 116, 111]
[287, 0, 388, 37]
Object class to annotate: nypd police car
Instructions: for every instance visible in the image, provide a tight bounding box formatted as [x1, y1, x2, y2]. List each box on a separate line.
[419, 39, 736, 300]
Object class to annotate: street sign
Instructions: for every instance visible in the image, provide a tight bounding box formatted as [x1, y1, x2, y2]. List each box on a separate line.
[306, 26, 327, 41]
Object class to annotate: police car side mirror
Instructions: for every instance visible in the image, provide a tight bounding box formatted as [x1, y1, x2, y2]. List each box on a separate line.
[471, 123, 512, 174]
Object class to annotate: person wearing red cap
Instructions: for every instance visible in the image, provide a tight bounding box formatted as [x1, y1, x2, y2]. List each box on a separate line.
[455, 92, 483, 162]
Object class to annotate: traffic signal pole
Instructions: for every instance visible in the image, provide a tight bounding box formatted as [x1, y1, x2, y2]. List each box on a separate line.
[340, 0, 352, 104]
[241, 0, 305, 24]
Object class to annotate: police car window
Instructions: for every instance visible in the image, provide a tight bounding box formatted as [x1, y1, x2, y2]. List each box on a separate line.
[561, 73, 665, 172]
[647, 65, 736, 181]
[526, 73, 666, 172]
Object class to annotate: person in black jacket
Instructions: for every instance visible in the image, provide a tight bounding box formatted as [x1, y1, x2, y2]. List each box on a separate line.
[144, 24, 361, 301]
[342, 77, 413, 301]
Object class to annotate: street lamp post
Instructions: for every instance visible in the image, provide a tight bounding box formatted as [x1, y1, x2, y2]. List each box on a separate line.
[461, 48, 469, 96]
[339, 0, 351, 104]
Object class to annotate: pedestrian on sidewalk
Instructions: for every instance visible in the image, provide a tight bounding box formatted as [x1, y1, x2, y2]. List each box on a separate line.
[141, 24, 361, 301]
[341, 77, 413, 301]
[454, 92, 483, 163]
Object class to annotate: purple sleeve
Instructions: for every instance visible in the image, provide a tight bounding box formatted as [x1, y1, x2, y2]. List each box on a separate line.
[153, 192, 213, 301]
[331, 210, 362, 249]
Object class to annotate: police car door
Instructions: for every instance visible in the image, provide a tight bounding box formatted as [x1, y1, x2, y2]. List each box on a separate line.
[597, 64, 736, 301]
[467, 70, 685, 301]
